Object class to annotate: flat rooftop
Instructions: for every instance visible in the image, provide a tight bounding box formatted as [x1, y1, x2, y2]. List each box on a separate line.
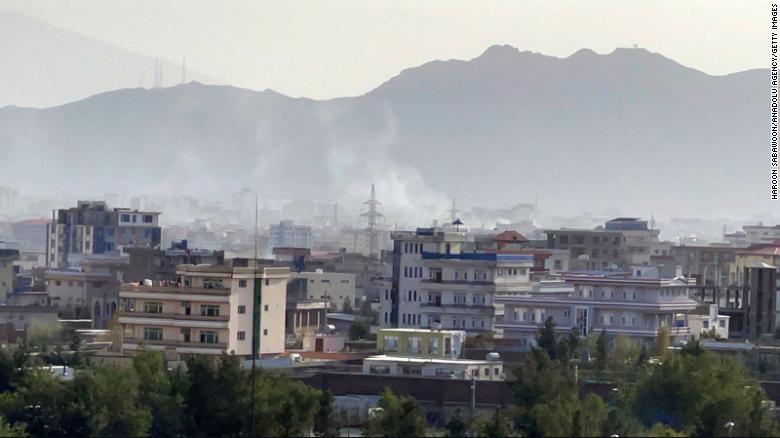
[365, 355, 499, 365]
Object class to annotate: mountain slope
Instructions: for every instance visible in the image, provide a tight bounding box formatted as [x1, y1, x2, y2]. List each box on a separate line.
[0, 45, 766, 219]
[0, 10, 213, 108]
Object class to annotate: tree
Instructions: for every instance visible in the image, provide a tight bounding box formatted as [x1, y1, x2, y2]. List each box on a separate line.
[611, 335, 640, 370]
[647, 422, 685, 437]
[655, 326, 671, 358]
[0, 417, 25, 437]
[250, 369, 320, 436]
[348, 321, 369, 341]
[132, 351, 185, 437]
[512, 349, 578, 435]
[536, 317, 558, 360]
[572, 394, 607, 437]
[70, 364, 152, 436]
[632, 349, 779, 436]
[444, 410, 468, 438]
[341, 297, 353, 314]
[362, 388, 427, 437]
[565, 327, 582, 361]
[478, 407, 515, 438]
[595, 329, 608, 375]
[359, 300, 378, 324]
[313, 390, 340, 437]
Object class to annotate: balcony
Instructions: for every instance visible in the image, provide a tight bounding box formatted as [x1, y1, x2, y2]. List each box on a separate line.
[120, 284, 230, 296]
[117, 311, 229, 322]
[123, 337, 227, 350]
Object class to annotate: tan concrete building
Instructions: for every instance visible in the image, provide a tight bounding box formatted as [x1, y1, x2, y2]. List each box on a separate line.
[0, 249, 20, 302]
[291, 269, 356, 309]
[118, 262, 290, 361]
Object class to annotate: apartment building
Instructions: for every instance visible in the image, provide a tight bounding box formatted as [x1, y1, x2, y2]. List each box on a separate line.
[605, 218, 670, 266]
[730, 242, 780, 286]
[47, 201, 161, 268]
[124, 239, 225, 283]
[669, 245, 737, 287]
[118, 262, 290, 361]
[380, 228, 469, 329]
[544, 228, 626, 271]
[495, 273, 699, 348]
[379, 228, 534, 334]
[268, 220, 313, 250]
[742, 224, 780, 246]
[419, 252, 534, 333]
[719, 263, 779, 339]
[45, 253, 129, 327]
[11, 219, 49, 251]
[289, 270, 356, 309]
[0, 249, 19, 301]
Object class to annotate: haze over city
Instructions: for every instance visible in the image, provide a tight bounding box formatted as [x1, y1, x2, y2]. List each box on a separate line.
[0, 3, 778, 436]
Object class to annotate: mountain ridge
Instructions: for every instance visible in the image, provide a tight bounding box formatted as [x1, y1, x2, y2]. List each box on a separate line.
[0, 44, 767, 221]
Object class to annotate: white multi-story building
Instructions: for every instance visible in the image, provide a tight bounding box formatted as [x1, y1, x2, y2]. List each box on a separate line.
[380, 228, 534, 334]
[268, 220, 313, 250]
[495, 273, 699, 348]
[118, 262, 290, 362]
[741, 225, 780, 246]
[47, 201, 161, 269]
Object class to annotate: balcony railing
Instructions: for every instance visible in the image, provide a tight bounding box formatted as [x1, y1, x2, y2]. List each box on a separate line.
[120, 284, 230, 295]
[123, 337, 227, 349]
[117, 311, 229, 322]
[420, 302, 495, 311]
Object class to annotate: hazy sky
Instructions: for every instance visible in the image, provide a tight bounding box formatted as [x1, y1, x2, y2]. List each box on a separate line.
[0, 0, 765, 99]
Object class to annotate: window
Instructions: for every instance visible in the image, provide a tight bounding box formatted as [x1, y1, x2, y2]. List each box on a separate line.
[484, 368, 489, 376]
[264, 304, 269, 311]
[239, 279, 247, 288]
[702, 320, 710, 329]
[238, 305, 246, 314]
[719, 320, 726, 328]
[237, 331, 246, 340]
[263, 329, 268, 336]
[430, 337, 440, 355]
[143, 302, 163, 314]
[494, 367, 500, 376]
[143, 327, 162, 341]
[143, 215, 153, 223]
[384, 336, 399, 351]
[370, 365, 391, 375]
[200, 331, 219, 344]
[408, 336, 421, 353]
[203, 278, 224, 289]
[121, 214, 131, 222]
[563, 310, 569, 318]
[201, 305, 220, 317]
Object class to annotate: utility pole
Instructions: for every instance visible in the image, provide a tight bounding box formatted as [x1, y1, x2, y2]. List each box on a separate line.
[250, 193, 258, 436]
